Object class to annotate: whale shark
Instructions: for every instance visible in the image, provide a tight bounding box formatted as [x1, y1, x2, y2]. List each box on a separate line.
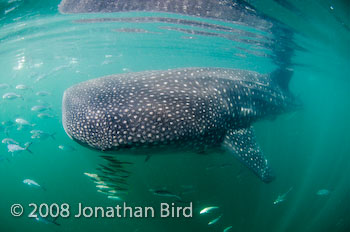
[59, 0, 298, 183]
[62, 67, 298, 183]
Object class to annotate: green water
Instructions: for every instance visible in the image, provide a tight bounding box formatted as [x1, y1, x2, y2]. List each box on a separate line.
[0, 0, 349, 232]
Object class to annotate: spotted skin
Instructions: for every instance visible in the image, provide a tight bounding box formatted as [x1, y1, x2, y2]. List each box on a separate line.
[223, 127, 274, 182]
[62, 67, 296, 182]
[59, 0, 266, 29]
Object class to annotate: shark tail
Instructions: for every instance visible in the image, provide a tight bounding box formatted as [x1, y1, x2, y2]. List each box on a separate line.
[271, 68, 293, 91]
[271, 67, 302, 111]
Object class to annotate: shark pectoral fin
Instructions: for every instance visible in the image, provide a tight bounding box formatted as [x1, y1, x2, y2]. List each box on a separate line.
[223, 127, 275, 183]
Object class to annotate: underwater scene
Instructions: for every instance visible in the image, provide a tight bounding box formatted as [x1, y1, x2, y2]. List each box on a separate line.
[0, 0, 349, 231]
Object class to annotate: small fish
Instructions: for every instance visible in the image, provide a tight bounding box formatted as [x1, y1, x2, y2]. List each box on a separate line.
[2, 92, 22, 100]
[31, 105, 51, 112]
[34, 215, 60, 226]
[1, 121, 14, 135]
[37, 113, 54, 119]
[107, 195, 123, 201]
[2, 138, 19, 144]
[223, 226, 233, 232]
[273, 187, 293, 205]
[23, 179, 46, 190]
[149, 189, 183, 201]
[15, 118, 34, 126]
[208, 214, 222, 225]
[316, 189, 330, 196]
[15, 84, 30, 90]
[15, 118, 35, 130]
[96, 185, 111, 189]
[97, 189, 110, 195]
[1, 120, 15, 127]
[33, 200, 59, 225]
[84, 172, 99, 179]
[7, 142, 32, 155]
[30, 130, 55, 140]
[58, 144, 76, 152]
[200, 206, 219, 214]
[94, 181, 107, 185]
[35, 91, 51, 96]
[0, 83, 10, 89]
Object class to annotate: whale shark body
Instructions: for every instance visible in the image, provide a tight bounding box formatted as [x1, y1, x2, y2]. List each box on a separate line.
[62, 67, 297, 182]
